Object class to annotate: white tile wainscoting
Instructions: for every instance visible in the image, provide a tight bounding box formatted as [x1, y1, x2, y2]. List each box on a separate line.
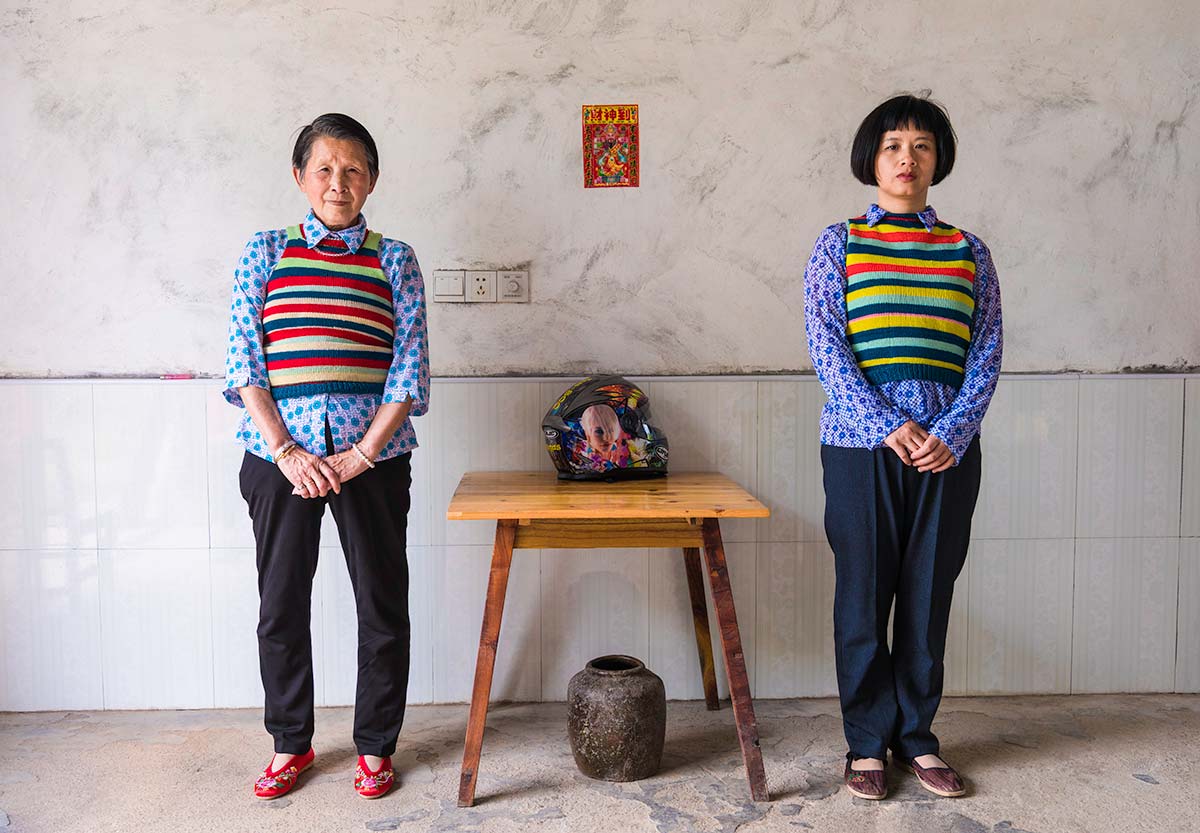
[1, 375, 1197, 711]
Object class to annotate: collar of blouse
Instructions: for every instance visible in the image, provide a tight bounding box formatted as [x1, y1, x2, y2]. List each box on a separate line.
[302, 210, 369, 253]
[865, 203, 938, 231]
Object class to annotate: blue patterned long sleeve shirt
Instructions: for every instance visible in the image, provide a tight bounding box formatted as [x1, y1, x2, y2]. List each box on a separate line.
[223, 211, 430, 462]
[803, 204, 1003, 464]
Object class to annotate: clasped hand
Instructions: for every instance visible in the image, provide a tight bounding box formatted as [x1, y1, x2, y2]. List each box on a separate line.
[277, 448, 370, 498]
[884, 420, 956, 473]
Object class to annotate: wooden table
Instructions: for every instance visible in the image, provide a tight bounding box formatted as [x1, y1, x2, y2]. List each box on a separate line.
[446, 471, 771, 806]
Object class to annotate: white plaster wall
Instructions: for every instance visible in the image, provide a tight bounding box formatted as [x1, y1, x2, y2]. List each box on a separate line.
[2, 1, 1198, 376]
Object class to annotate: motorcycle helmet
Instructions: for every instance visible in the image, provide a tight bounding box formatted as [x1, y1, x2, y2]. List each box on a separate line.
[542, 375, 669, 480]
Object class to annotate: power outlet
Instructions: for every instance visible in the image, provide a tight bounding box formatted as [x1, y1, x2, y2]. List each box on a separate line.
[466, 270, 496, 303]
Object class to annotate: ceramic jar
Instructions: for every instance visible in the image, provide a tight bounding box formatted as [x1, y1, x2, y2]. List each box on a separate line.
[567, 655, 666, 781]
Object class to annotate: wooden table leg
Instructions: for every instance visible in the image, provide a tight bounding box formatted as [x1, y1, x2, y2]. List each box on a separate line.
[457, 518, 517, 807]
[682, 547, 720, 710]
[701, 518, 769, 802]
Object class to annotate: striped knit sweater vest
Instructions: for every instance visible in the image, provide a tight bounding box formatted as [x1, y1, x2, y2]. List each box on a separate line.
[844, 213, 976, 389]
[262, 225, 394, 400]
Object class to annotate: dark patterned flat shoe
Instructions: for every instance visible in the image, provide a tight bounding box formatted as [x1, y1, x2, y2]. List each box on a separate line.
[895, 756, 966, 797]
[844, 754, 888, 800]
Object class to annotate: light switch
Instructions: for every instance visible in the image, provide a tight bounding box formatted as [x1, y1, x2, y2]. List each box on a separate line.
[433, 270, 465, 303]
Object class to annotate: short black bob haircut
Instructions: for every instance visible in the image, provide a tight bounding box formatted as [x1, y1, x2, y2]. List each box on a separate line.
[292, 113, 380, 180]
[850, 94, 957, 186]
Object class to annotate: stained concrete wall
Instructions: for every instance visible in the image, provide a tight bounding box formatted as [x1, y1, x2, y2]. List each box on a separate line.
[2, 0, 1198, 376]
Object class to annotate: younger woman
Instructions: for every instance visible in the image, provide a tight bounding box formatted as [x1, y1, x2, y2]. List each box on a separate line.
[803, 94, 1003, 800]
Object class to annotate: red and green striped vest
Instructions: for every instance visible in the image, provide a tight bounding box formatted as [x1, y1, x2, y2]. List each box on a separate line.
[262, 225, 394, 400]
[844, 214, 976, 389]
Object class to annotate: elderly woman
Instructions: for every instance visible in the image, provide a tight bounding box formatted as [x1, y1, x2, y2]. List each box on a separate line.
[803, 94, 1002, 801]
[223, 113, 430, 800]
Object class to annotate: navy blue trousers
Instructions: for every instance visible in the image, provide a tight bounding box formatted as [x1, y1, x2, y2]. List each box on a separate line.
[821, 437, 981, 760]
[239, 427, 412, 758]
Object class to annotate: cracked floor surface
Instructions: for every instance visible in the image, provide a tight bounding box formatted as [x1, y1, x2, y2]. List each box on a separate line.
[1, 695, 1197, 832]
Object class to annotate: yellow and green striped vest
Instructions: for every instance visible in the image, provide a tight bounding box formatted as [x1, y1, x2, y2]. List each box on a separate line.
[845, 214, 976, 389]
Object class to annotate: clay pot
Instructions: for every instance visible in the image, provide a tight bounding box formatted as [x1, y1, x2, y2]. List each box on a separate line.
[567, 655, 666, 781]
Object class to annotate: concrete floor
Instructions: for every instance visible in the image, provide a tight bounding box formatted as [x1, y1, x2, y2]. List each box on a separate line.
[1, 694, 1197, 833]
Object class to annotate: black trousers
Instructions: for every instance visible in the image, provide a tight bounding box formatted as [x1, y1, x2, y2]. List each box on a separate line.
[239, 429, 412, 757]
[821, 437, 981, 761]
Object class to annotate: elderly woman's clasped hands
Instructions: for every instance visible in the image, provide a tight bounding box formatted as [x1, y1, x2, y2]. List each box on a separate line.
[275, 444, 372, 498]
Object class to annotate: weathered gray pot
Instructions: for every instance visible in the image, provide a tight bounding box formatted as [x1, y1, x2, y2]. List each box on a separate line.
[567, 655, 666, 781]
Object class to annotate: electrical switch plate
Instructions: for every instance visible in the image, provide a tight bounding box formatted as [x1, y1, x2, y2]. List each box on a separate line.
[466, 270, 496, 302]
[497, 270, 529, 303]
[433, 270, 465, 302]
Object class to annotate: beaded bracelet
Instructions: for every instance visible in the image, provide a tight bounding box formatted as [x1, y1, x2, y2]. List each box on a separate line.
[273, 440, 298, 464]
[351, 442, 376, 469]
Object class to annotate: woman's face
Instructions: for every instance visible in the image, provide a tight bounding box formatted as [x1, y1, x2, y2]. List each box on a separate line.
[293, 136, 376, 231]
[873, 126, 936, 206]
[581, 405, 624, 458]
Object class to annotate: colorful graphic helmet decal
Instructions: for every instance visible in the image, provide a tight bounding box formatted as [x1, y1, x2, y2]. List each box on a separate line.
[543, 375, 669, 480]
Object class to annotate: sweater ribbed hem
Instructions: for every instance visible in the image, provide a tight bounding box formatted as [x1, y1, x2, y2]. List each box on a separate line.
[862, 364, 963, 389]
[270, 381, 386, 400]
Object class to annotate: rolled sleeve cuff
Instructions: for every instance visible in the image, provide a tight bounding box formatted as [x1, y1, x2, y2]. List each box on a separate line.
[381, 389, 413, 406]
[382, 382, 429, 416]
[400, 388, 429, 416]
[223, 377, 267, 408]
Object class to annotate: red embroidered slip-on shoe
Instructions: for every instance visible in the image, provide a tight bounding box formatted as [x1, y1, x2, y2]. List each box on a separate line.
[253, 748, 315, 800]
[355, 755, 395, 799]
